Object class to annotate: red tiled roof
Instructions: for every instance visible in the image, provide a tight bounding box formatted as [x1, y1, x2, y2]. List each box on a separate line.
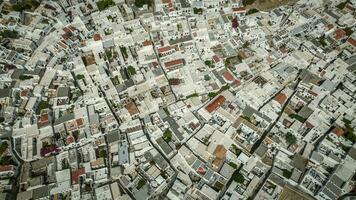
[232, 79, 241, 88]
[332, 127, 344, 137]
[71, 168, 85, 184]
[93, 34, 101, 41]
[308, 90, 318, 97]
[125, 102, 139, 115]
[327, 24, 334, 30]
[142, 40, 152, 46]
[274, 93, 287, 105]
[205, 95, 226, 113]
[76, 118, 83, 127]
[304, 121, 314, 129]
[20, 90, 28, 97]
[347, 38, 356, 47]
[345, 4, 354, 10]
[162, 0, 171, 4]
[151, 61, 159, 67]
[0, 165, 12, 172]
[197, 166, 206, 174]
[334, 29, 346, 40]
[212, 55, 220, 63]
[283, 119, 292, 128]
[63, 27, 71, 33]
[223, 71, 235, 82]
[168, 78, 181, 85]
[164, 59, 184, 69]
[233, 7, 246, 12]
[66, 135, 74, 145]
[158, 46, 172, 53]
[40, 113, 49, 122]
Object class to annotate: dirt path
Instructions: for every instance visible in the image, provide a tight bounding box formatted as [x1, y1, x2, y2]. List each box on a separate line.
[246, 0, 300, 11]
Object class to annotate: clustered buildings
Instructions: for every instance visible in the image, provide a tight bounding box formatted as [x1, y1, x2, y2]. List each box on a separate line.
[0, 0, 355, 199]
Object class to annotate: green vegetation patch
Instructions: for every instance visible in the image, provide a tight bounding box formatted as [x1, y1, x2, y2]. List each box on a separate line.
[75, 74, 85, 80]
[134, 0, 152, 8]
[193, 7, 203, 14]
[336, 0, 350, 10]
[127, 65, 136, 77]
[12, 0, 39, 12]
[289, 114, 306, 123]
[0, 30, 19, 39]
[318, 35, 327, 47]
[136, 179, 146, 190]
[285, 132, 297, 145]
[163, 129, 172, 142]
[246, 8, 259, 15]
[96, 0, 114, 11]
[242, 0, 256, 6]
[282, 169, 292, 179]
[19, 75, 33, 80]
[120, 46, 128, 59]
[36, 100, 49, 115]
[233, 172, 245, 183]
[343, 118, 356, 143]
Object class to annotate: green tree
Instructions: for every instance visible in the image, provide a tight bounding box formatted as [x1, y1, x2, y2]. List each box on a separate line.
[233, 172, 245, 183]
[96, 0, 114, 11]
[246, 8, 259, 15]
[136, 179, 146, 189]
[134, 0, 152, 8]
[163, 129, 172, 142]
[193, 7, 203, 14]
[75, 74, 85, 80]
[242, 0, 256, 6]
[127, 66, 136, 76]
[0, 30, 19, 39]
[285, 132, 297, 145]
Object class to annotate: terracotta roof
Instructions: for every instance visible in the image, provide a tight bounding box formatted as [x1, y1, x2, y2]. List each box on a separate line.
[20, 90, 28, 97]
[279, 46, 289, 54]
[274, 93, 287, 105]
[93, 33, 101, 41]
[168, 78, 181, 85]
[347, 38, 356, 47]
[196, 166, 206, 174]
[158, 46, 172, 53]
[223, 71, 235, 82]
[212, 55, 220, 63]
[232, 79, 241, 88]
[345, 4, 354, 10]
[63, 27, 71, 33]
[308, 90, 318, 96]
[332, 127, 344, 137]
[162, 0, 171, 4]
[142, 40, 152, 46]
[125, 102, 139, 115]
[66, 135, 74, 145]
[0, 165, 12, 172]
[283, 119, 292, 128]
[151, 61, 159, 67]
[205, 95, 226, 113]
[232, 7, 246, 12]
[76, 118, 83, 127]
[40, 113, 49, 122]
[334, 29, 346, 40]
[304, 121, 314, 129]
[71, 168, 85, 184]
[213, 145, 227, 159]
[164, 59, 184, 69]
[327, 24, 334, 30]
